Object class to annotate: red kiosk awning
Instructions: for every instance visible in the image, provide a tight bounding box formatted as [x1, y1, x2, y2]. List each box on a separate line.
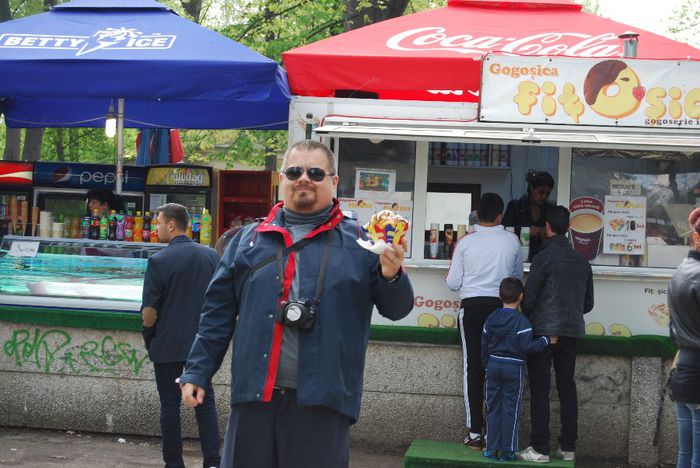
[282, 0, 700, 103]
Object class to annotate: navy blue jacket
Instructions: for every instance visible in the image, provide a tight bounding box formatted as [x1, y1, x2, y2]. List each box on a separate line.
[180, 200, 414, 422]
[141, 235, 219, 363]
[482, 307, 549, 367]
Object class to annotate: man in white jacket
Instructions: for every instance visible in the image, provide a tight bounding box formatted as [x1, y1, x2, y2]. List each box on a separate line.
[446, 193, 523, 449]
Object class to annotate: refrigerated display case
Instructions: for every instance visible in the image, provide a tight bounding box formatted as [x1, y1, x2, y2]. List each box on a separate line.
[0, 235, 165, 313]
[144, 165, 213, 217]
[217, 170, 277, 237]
[33, 162, 146, 219]
[0, 162, 33, 236]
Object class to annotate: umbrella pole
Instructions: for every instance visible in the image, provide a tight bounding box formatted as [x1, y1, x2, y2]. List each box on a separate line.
[116, 98, 125, 195]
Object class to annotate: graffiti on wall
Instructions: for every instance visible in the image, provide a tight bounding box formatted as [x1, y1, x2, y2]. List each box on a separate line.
[2, 328, 148, 376]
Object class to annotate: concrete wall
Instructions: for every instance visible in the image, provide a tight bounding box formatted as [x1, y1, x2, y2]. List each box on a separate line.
[0, 323, 678, 465]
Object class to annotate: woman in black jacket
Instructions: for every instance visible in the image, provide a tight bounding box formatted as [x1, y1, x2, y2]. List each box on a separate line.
[502, 170, 555, 262]
[667, 207, 700, 468]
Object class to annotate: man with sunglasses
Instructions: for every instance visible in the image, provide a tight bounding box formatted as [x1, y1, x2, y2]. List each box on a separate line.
[180, 139, 414, 468]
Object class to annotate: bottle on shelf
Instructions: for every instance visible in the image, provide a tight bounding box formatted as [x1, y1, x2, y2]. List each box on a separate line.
[142, 211, 152, 242]
[124, 212, 134, 242]
[429, 223, 439, 259]
[457, 224, 467, 241]
[62, 215, 72, 238]
[444, 224, 454, 259]
[491, 145, 501, 167]
[458, 144, 467, 166]
[200, 208, 212, 246]
[133, 211, 143, 242]
[90, 209, 101, 240]
[116, 211, 125, 241]
[499, 145, 511, 167]
[99, 210, 109, 240]
[108, 210, 117, 241]
[150, 215, 159, 243]
[81, 216, 91, 239]
[191, 212, 201, 243]
[480, 144, 490, 167]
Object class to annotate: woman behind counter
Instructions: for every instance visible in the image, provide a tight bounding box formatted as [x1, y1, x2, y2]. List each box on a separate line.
[502, 170, 555, 262]
[667, 207, 700, 468]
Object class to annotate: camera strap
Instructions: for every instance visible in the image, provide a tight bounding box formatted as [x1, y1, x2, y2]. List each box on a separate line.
[275, 229, 333, 303]
[235, 229, 333, 308]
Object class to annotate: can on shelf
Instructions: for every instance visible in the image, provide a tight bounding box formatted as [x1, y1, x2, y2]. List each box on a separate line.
[81, 216, 91, 239]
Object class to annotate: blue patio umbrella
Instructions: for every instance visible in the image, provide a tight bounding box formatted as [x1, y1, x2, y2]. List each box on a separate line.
[0, 0, 290, 131]
[0, 0, 291, 190]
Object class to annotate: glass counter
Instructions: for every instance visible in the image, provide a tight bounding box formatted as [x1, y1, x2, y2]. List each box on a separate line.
[0, 236, 166, 313]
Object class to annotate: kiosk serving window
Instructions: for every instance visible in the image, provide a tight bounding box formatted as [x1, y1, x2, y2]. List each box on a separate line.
[571, 148, 700, 268]
[425, 141, 559, 261]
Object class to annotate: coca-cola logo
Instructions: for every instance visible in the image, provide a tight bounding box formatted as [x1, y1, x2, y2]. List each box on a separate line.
[386, 27, 621, 57]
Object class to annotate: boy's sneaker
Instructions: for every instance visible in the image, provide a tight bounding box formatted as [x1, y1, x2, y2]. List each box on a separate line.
[463, 434, 483, 450]
[500, 451, 516, 462]
[483, 450, 499, 460]
[557, 448, 575, 461]
[517, 446, 550, 463]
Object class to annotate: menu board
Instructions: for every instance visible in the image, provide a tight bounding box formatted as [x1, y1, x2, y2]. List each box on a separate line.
[603, 196, 647, 255]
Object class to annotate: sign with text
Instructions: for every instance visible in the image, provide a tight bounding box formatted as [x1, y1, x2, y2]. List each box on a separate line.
[480, 54, 700, 128]
[8, 241, 40, 257]
[145, 166, 211, 187]
[603, 196, 647, 255]
[610, 180, 642, 196]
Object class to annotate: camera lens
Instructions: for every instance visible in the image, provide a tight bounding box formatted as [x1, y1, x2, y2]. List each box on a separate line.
[286, 304, 303, 322]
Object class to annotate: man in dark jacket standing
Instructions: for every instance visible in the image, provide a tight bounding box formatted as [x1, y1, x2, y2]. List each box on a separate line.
[519, 206, 594, 463]
[179, 140, 414, 468]
[141, 203, 221, 468]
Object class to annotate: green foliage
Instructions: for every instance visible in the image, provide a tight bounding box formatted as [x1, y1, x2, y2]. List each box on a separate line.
[668, 0, 700, 47]
[40, 128, 140, 164]
[576, 0, 600, 14]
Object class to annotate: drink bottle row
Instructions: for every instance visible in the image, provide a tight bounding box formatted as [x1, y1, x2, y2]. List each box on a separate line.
[80, 208, 213, 245]
[83, 210, 158, 243]
[430, 142, 511, 167]
[427, 223, 469, 260]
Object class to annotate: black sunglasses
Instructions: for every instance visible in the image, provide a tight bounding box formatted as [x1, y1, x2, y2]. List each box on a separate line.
[283, 166, 334, 182]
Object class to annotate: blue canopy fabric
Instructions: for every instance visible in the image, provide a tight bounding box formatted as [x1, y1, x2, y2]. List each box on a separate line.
[0, 0, 290, 129]
[136, 128, 170, 165]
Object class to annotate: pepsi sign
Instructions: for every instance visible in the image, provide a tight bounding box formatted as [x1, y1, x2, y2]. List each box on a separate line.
[34, 162, 147, 192]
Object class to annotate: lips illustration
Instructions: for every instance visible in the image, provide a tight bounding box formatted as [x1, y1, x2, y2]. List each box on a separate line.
[632, 86, 646, 101]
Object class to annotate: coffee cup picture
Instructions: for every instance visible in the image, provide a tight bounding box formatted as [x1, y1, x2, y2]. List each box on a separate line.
[569, 197, 605, 261]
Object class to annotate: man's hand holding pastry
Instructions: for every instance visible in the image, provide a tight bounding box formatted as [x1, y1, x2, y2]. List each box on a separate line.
[380, 237, 407, 280]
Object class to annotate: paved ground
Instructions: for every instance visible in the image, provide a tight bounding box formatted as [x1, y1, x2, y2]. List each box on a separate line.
[0, 426, 403, 467]
[0, 426, 663, 467]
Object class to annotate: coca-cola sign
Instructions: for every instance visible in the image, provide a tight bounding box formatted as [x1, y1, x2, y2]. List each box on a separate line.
[386, 27, 621, 57]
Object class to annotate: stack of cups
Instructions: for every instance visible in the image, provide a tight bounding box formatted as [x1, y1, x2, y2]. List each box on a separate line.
[52, 221, 64, 238]
[39, 211, 53, 238]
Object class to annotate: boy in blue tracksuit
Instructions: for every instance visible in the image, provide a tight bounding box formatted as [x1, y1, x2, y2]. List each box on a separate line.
[481, 277, 555, 461]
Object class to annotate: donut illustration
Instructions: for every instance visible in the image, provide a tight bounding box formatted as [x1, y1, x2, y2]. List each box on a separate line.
[583, 60, 645, 119]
